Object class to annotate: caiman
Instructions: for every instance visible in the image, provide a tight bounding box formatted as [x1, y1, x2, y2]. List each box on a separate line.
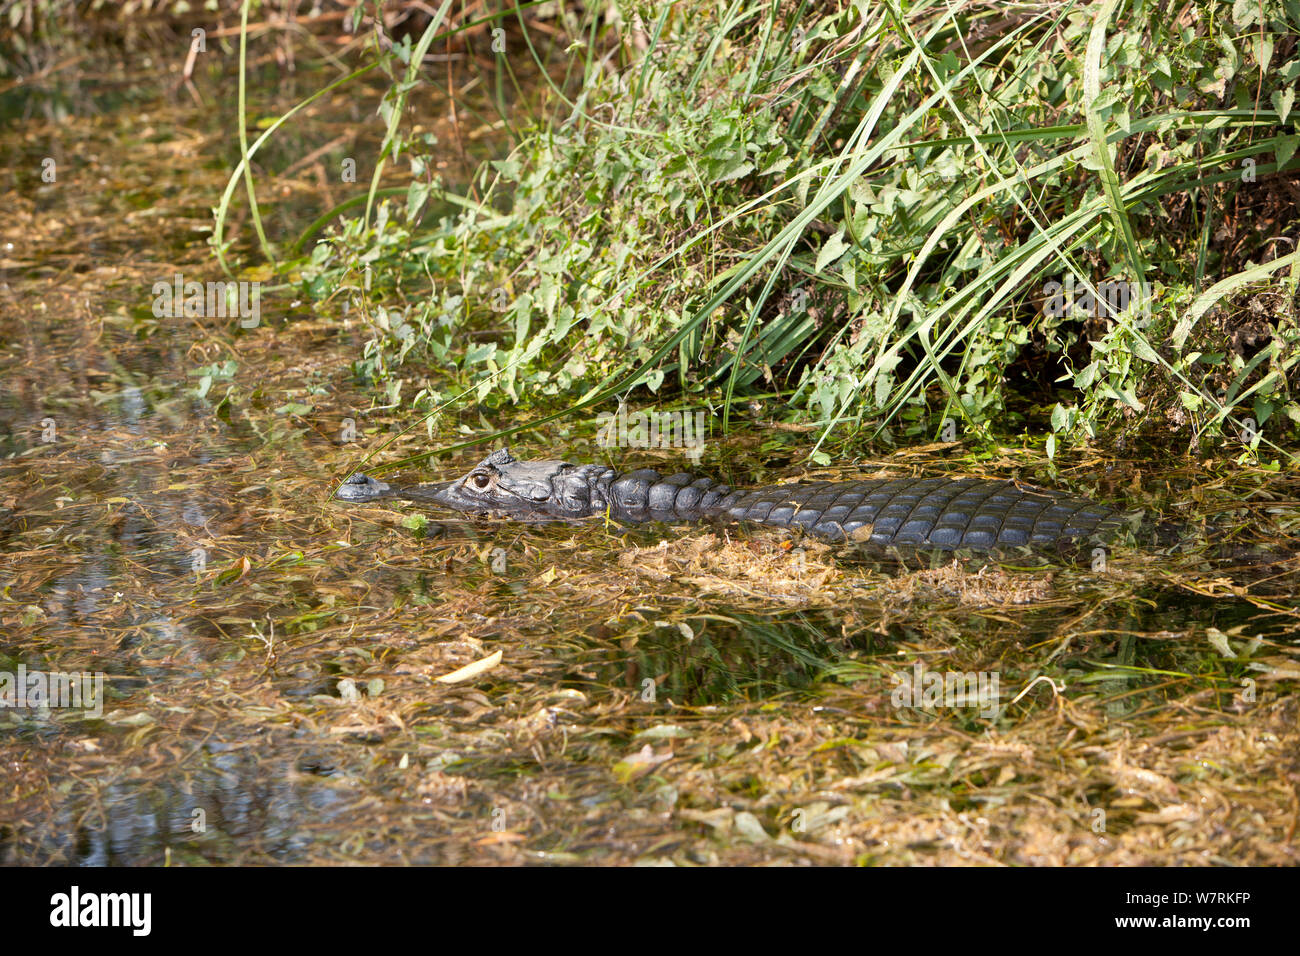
[335, 447, 1127, 554]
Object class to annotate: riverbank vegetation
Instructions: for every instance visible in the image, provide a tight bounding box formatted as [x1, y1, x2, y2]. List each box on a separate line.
[8, 1, 1299, 459]
[274, 0, 1300, 461]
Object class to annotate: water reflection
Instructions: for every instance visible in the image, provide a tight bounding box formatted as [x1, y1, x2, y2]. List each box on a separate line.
[45, 751, 358, 866]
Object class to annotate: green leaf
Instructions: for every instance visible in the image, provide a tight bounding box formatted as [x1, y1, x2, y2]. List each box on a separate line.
[815, 229, 850, 274]
[1272, 87, 1295, 125]
[1276, 135, 1299, 171]
[711, 157, 754, 184]
[1186, 251, 1300, 329]
[464, 342, 497, 365]
[406, 180, 431, 221]
[1129, 337, 1160, 363]
[1254, 396, 1275, 427]
[1075, 361, 1100, 389]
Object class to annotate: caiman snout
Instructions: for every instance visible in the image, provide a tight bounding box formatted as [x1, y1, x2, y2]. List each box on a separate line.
[335, 472, 392, 503]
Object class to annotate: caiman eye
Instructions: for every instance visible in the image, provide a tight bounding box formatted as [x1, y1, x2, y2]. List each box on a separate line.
[469, 473, 491, 490]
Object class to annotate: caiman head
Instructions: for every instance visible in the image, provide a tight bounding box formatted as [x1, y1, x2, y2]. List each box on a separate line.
[335, 472, 394, 503]
[335, 448, 573, 519]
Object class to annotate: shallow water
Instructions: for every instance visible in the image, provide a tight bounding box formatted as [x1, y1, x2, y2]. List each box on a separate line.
[2, 38, 1299, 866]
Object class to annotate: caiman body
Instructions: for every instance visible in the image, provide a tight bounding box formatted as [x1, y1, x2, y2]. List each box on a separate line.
[336, 448, 1123, 553]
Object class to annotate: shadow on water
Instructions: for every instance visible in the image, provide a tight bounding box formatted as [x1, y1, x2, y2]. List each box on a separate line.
[583, 608, 892, 706]
[570, 583, 1288, 711]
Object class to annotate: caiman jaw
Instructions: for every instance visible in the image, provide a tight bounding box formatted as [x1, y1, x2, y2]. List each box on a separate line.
[333, 469, 533, 515]
[422, 479, 486, 511]
[423, 477, 543, 517]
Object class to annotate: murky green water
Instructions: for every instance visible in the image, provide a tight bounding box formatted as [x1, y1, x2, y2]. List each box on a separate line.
[2, 37, 1299, 866]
